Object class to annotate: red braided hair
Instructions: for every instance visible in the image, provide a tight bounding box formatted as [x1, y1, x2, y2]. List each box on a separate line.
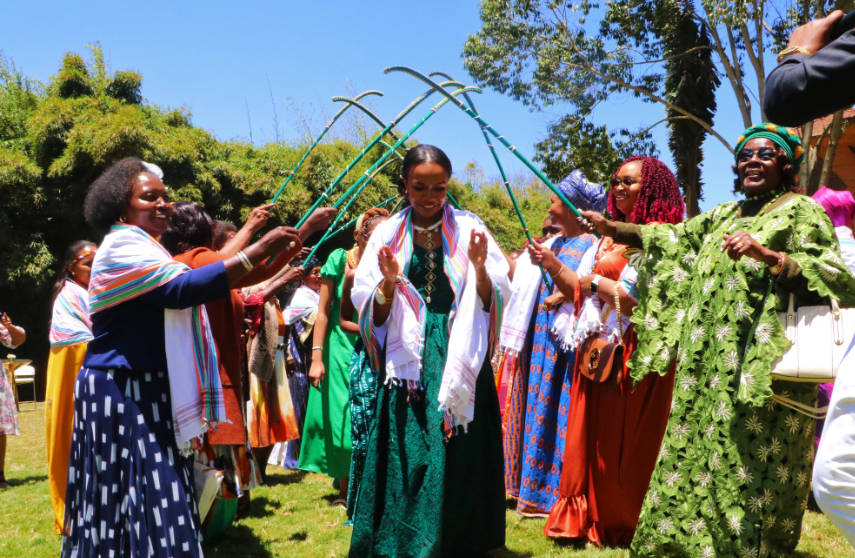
[607, 155, 684, 225]
[358, 207, 391, 236]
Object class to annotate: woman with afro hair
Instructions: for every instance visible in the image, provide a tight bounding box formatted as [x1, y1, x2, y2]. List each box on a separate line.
[538, 155, 683, 547]
[581, 125, 855, 556]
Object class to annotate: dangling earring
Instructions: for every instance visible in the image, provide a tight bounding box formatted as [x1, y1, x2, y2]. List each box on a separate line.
[120, 215, 127, 223]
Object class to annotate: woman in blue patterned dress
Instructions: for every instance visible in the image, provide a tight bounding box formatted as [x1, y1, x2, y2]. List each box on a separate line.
[497, 170, 603, 516]
[62, 158, 301, 558]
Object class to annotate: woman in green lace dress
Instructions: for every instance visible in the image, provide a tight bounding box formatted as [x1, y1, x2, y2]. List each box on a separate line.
[581, 124, 855, 557]
[349, 145, 510, 557]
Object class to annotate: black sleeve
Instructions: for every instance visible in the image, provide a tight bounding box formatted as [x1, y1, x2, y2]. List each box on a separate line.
[139, 261, 230, 309]
[764, 30, 855, 127]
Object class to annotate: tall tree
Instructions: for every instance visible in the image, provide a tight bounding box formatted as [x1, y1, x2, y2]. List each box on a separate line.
[463, 0, 838, 214]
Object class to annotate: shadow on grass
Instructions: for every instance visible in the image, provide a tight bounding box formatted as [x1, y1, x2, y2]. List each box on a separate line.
[5, 474, 48, 487]
[262, 469, 309, 487]
[242, 496, 276, 520]
[289, 530, 308, 541]
[204, 523, 273, 558]
[487, 547, 535, 558]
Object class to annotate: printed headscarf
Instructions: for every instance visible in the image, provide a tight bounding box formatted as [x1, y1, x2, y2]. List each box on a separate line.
[735, 123, 804, 174]
[556, 169, 607, 213]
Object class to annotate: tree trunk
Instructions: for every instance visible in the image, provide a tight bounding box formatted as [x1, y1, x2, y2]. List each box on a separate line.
[800, 120, 814, 189]
[817, 109, 845, 192]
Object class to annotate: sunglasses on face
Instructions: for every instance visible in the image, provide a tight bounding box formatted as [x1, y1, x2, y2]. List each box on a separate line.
[737, 147, 778, 163]
[611, 176, 640, 187]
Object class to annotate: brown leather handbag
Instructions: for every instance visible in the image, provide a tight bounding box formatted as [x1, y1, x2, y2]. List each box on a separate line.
[579, 288, 625, 390]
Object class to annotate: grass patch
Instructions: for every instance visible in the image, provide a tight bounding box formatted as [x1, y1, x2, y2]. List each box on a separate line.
[0, 403, 849, 557]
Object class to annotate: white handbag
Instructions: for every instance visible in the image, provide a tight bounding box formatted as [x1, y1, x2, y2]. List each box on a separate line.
[767, 292, 855, 418]
[770, 293, 852, 383]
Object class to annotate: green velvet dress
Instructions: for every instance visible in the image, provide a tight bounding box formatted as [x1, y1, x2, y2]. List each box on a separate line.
[349, 244, 506, 557]
[299, 248, 357, 479]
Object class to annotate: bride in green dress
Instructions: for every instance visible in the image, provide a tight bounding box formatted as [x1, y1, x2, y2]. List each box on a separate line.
[349, 145, 510, 557]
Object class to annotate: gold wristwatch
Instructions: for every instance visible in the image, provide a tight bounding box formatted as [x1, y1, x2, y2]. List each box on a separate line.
[777, 46, 812, 63]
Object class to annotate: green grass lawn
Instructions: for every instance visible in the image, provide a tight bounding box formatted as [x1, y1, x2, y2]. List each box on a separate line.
[1, 403, 851, 557]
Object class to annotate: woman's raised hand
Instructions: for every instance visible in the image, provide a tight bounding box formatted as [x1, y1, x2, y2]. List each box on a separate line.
[245, 203, 273, 233]
[256, 226, 302, 257]
[378, 246, 400, 283]
[527, 239, 561, 276]
[578, 210, 616, 237]
[469, 230, 489, 272]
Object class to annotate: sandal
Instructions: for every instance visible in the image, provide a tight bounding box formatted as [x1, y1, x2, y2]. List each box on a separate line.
[332, 497, 347, 508]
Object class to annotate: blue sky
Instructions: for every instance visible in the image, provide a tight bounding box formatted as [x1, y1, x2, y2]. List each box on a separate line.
[2, 1, 775, 212]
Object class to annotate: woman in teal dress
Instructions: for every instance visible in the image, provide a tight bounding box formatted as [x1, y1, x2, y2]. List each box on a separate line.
[337, 208, 391, 520]
[300, 245, 358, 504]
[349, 145, 511, 556]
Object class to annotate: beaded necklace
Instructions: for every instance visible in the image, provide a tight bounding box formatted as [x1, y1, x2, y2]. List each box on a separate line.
[346, 247, 360, 269]
[413, 220, 442, 303]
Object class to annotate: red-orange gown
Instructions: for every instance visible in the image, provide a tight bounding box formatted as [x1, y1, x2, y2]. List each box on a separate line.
[544, 238, 675, 547]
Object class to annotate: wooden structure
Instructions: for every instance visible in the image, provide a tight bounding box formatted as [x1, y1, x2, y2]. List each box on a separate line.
[808, 108, 855, 192]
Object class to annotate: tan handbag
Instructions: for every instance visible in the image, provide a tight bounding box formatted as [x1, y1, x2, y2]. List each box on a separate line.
[579, 288, 625, 390]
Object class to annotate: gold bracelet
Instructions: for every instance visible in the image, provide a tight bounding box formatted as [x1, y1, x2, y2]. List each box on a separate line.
[777, 46, 812, 63]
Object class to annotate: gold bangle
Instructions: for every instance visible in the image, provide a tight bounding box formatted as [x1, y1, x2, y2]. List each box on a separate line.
[777, 46, 812, 63]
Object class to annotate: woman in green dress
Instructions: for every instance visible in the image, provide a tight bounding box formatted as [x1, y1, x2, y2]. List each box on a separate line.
[300, 241, 358, 504]
[349, 145, 510, 557]
[580, 124, 855, 557]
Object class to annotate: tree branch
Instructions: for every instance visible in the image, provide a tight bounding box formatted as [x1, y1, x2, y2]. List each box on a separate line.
[627, 46, 715, 66]
[541, 38, 733, 153]
[700, 11, 753, 128]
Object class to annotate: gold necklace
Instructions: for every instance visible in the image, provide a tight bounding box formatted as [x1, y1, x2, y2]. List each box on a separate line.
[413, 222, 441, 304]
[413, 220, 441, 251]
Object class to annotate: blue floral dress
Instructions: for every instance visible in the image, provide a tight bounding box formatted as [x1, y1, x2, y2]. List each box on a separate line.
[506, 233, 595, 515]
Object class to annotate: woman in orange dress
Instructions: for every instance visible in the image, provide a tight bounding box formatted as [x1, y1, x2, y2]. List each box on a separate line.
[537, 156, 683, 546]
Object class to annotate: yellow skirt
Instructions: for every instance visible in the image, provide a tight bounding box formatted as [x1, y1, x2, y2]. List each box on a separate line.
[44, 343, 87, 535]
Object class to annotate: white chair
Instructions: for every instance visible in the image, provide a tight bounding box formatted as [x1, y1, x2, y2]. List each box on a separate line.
[12, 364, 37, 410]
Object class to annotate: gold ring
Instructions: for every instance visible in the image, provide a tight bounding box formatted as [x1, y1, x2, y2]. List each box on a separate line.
[736, 242, 744, 249]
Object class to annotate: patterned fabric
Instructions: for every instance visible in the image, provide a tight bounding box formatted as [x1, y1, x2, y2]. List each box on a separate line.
[282, 285, 320, 325]
[353, 205, 510, 432]
[735, 123, 804, 173]
[61, 367, 204, 558]
[628, 194, 855, 557]
[349, 244, 505, 557]
[556, 169, 607, 213]
[246, 335, 299, 449]
[89, 223, 223, 450]
[504, 234, 595, 516]
[0, 362, 19, 436]
[49, 280, 93, 348]
[346, 339, 377, 520]
[299, 249, 356, 479]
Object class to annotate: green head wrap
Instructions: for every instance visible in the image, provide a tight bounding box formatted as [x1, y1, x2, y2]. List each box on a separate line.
[735, 123, 804, 174]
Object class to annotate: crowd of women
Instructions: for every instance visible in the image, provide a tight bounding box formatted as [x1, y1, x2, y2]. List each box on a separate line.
[2, 119, 855, 558]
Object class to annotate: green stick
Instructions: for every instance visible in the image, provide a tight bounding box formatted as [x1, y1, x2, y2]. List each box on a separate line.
[322, 195, 398, 242]
[385, 66, 595, 236]
[269, 89, 383, 204]
[293, 80, 464, 230]
[300, 86, 482, 264]
[429, 71, 549, 284]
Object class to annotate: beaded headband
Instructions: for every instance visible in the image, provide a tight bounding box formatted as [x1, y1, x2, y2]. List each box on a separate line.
[69, 248, 96, 270]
